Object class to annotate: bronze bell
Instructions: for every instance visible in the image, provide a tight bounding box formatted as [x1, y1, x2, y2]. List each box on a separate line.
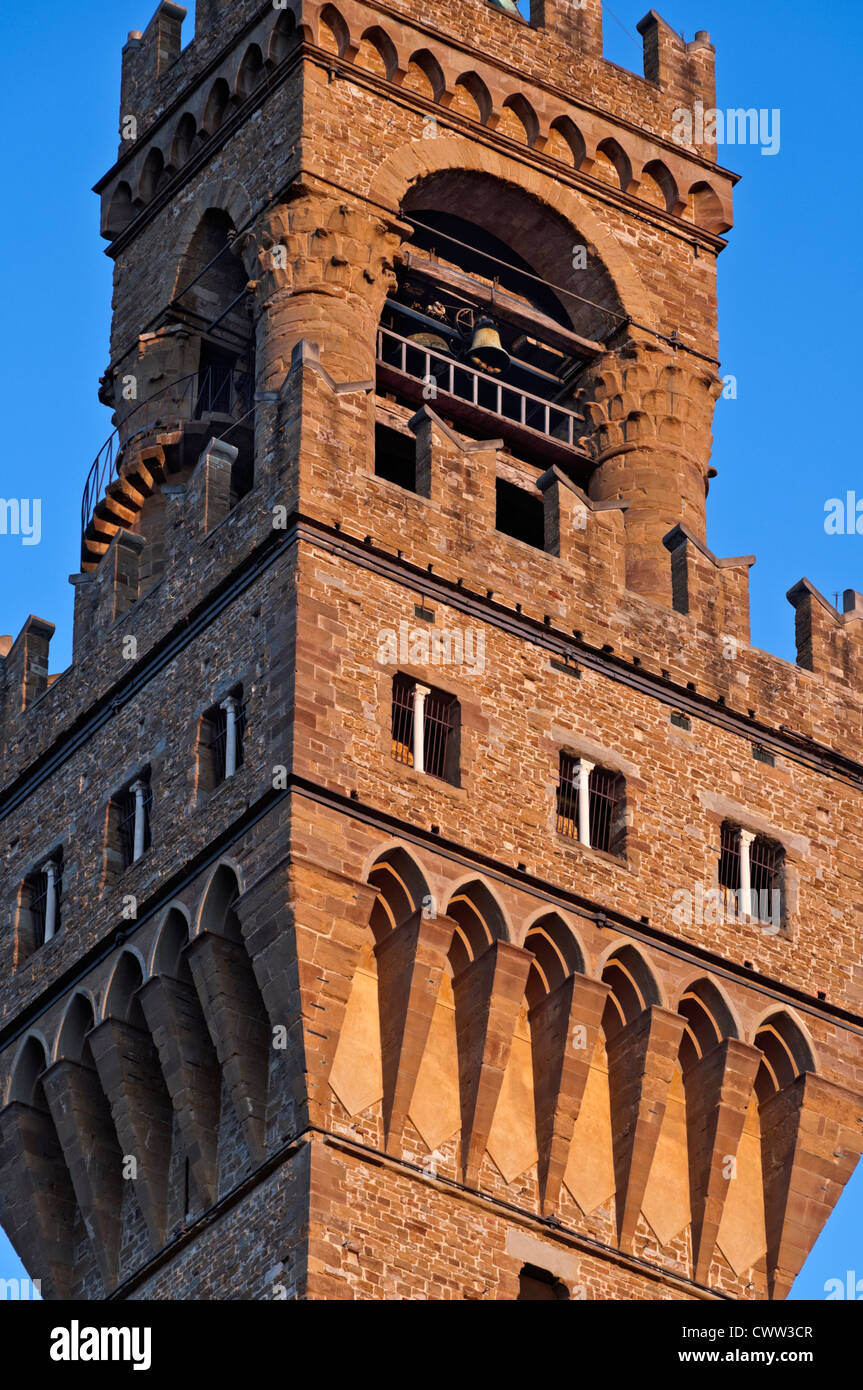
[467, 317, 510, 375]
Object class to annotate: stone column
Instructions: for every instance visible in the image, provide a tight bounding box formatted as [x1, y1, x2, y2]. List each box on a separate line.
[412, 684, 431, 774]
[577, 758, 594, 848]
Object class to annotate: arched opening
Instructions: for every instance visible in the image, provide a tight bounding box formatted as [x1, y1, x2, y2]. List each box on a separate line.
[356, 26, 397, 79]
[236, 44, 265, 101]
[56, 995, 97, 1064]
[201, 78, 231, 139]
[687, 180, 730, 234]
[138, 147, 167, 205]
[368, 848, 430, 941]
[153, 908, 193, 982]
[199, 864, 243, 942]
[9, 1036, 48, 1106]
[593, 138, 633, 192]
[169, 113, 197, 170]
[104, 952, 147, 1030]
[405, 50, 445, 102]
[754, 1013, 814, 1101]
[318, 4, 349, 56]
[641, 159, 679, 214]
[601, 944, 660, 1040]
[377, 171, 622, 476]
[678, 978, 737, 1073]
[524, 913, 583, 1009]
[547, 115, 586, 169]
[499, 94, 539, 147]
[445, 880, 507, 975]
[269, 9, 298, 65]
[452, 73, 492, 124]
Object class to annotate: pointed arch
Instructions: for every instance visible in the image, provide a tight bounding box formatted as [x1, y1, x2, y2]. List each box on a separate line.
[523, 912, 584, 1008]
[201, 78, 231, 139]
[169, 113, 197, 170]
[367, 846, 430, 941]
[547, 115, 586, 169]
[501, 93, 540, 148]
[137, 146, 166, 204]
[687, 179, 731, 235]
[269, 8, 298, 65]
[754, 1011, 815, 1099]
[407, 49, 446, 103]
[677, 976, 739, 1072]
[103, 951, 147, 1024]
[641, 159, 681, 215]
[318, 4, 350, 56]
[152, 905, 193, 979]
[197, 861, 244, 940]
[594, 137, 634, 193]
[8, 1035, 48, 1105]
[55, 993, 97, 1062]
[453, 72, 492, 125]
[445, 878, 508, 974]
[236, 43, 265, 101]
[357, 26, 399, 81]
[600, 943, 661, 1037]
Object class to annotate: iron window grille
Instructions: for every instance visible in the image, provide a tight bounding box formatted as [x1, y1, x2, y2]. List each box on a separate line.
[116, 778, 153, 869]
[556, 753, 622, 855]
[718, 822, 783, 923]
[391, 674, 458, 783]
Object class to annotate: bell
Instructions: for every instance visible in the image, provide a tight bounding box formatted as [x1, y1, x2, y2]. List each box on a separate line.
[467, 317, 510, 375]
[408, 332, 451, 355]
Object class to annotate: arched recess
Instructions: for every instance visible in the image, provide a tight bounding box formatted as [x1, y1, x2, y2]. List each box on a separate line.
[640, 159, 681, 215]
[499, 93, 540, 148]
[103, 950, 148, 1025]
[190, 862, 270, 1165]
[9, 1035, 48, 1105]
[269, 8, 298, 64]
[104, 181, 134, 237]
[137, 146, 167, 205]
[201, 78, 231, 139]
[169, 113, 197, 170]
[446, 878, 508, 975]
[523, 911, 584, 1008]
[452, 72, 492, 124]
[678, 976, 738, 1073]
[546, 115, 587, 169]
[368, 846, 430, 940]
[369, 137, 656, 342]
[754, 1011, 815, 1100]
[2, 1033, 79, 1299]
[600, 942, 661, 1039]
[318, 3, 351, 56]
[152, 906, 193, 980]
[687, 180, 731, 235]
[55, 993, 98, 1062]
[593, 137, 634, 193]
[235, 43, 265, 101]
[356, 26, 398, 80]
[405, 49, 446, 103]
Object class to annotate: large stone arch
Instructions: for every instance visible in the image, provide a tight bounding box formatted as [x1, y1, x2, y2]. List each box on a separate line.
[366, 134, 659, 333]
[166, 176, 256, 307]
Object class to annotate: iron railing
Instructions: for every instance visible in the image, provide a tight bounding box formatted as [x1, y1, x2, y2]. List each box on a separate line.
[376, 326, 583, 450]
[81, 366, 253, 540]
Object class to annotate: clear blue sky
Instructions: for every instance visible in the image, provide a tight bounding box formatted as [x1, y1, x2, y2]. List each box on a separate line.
[0, 0, 860, 1299]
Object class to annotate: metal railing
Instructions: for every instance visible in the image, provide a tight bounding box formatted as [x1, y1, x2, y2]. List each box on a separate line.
[377, 326, 583, 450]
[81, 366, 253, 539]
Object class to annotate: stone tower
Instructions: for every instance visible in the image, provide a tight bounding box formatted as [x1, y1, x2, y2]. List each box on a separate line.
[0, 0, 861, 1302]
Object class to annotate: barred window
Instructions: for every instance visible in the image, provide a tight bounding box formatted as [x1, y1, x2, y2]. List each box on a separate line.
[391, 674, 459, 784]
[111, 774, 153, 871]
[718, 821, 784, 924]
[556, 753, 624, 856]
[21, 853, 63, 953]
[201, 688, 247, 789]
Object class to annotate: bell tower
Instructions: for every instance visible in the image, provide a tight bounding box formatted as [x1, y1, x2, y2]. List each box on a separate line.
[1, 0, 861, 1303]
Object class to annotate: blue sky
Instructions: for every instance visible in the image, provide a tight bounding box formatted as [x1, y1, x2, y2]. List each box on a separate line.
[0, 0, 860, 1299]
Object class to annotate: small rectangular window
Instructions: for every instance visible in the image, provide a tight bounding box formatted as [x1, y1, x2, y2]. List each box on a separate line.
[495, 478, 545, 550]
[718, 821, 784, 925]
[21, 852, 63, 953]
[201, 688, 247, 789]
[375, 423, 417, 491]
[556, 753, 624, 856]
[391, 674, 459, 784]
[111, 774, 153, 870]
